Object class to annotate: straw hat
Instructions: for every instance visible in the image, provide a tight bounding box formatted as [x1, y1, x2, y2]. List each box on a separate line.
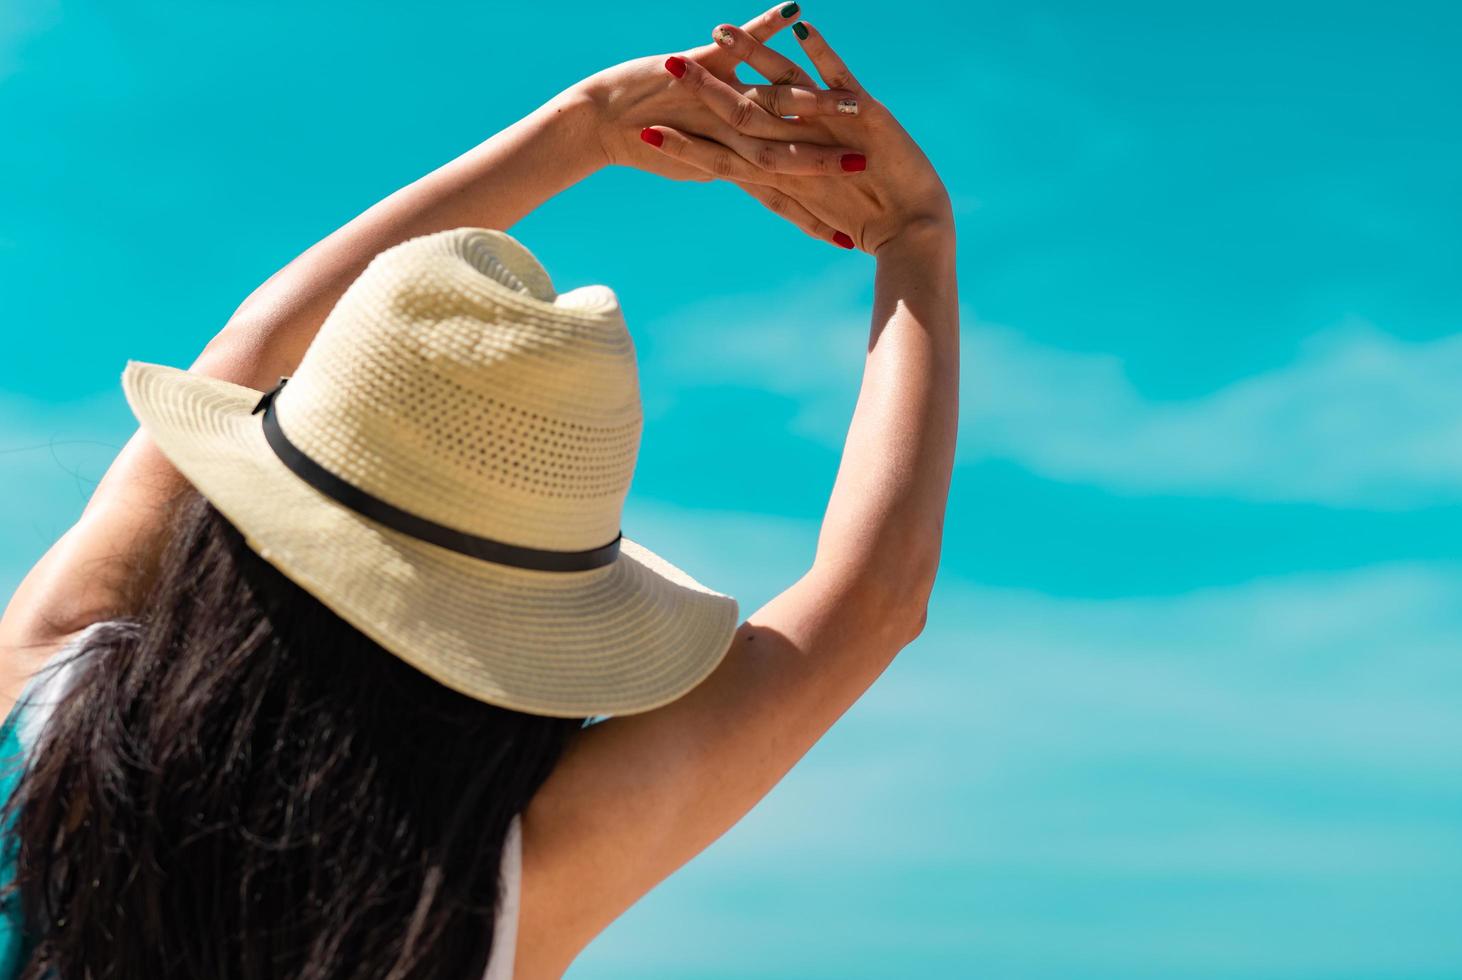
[121, 227, 739, 718]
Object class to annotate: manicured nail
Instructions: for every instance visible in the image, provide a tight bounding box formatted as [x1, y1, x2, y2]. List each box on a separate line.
[840, 153, 866, 173]
[837, 98, 858, 115]
[834, 231, 855, 249]
[780, 3, 799, 18]
[665, 56, 687, 78]
[793, 22, 809, 40]
[640, 127, 664, 147]
[712, 25, 735, 47]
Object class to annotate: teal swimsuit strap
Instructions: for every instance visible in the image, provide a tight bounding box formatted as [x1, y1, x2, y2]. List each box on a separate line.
[0, 693, 36, 979]
[0, 653, 81, 980]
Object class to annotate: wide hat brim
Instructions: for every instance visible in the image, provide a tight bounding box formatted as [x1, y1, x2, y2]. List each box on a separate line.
[122, 360, 740, 718]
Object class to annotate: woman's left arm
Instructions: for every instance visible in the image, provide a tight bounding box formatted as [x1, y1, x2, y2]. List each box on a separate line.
[186, 2, 851, 391]
[0, 88, 605, 660]
[217, 89, 604, 389]
[0, 3, 852, 658]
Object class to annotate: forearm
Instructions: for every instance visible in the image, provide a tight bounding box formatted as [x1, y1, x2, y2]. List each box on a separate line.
[203, 84, 605, 387]
[812, 221, 960, 621]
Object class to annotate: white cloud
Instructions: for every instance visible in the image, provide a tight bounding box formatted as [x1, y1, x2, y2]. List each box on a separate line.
[692, 559, 1462, 865]
[648, 281, 1462, 509]
[573, 505, 1462, 976]
[4, 389, 1457, 975]
[969, 320, 1462, 508]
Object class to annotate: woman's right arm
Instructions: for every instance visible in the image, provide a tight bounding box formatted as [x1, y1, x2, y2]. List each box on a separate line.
[517, 22, 959, 974]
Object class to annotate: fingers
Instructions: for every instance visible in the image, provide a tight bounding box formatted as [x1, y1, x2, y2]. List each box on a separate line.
[792, 19, 861, 92]
[641, 124, 773, 184]
[641, 124, 861, 181]
[686, 3, 800, 68]
[733, 179, 855, 250]
[707, 23, 858, 118]
[739, 82, 860, 118]
[711, 22, 815, 87]
[663, 57, 866, 171]
[738, 2, 804, 43]
[665, 54, 786, 140]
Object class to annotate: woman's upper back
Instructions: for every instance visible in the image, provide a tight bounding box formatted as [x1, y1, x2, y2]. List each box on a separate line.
[0, 622, 524, 980]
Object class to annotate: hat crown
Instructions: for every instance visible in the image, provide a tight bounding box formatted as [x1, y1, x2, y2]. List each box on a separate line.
[276, 228, 641, 553]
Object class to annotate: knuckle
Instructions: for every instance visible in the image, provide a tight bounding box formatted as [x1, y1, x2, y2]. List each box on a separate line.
[753, 142, 779, 172]
[765, 191, 792, 216]
[772, 66, 801, 86]
[711, 149, 739, 179]
[763, 85, 783, 117]
[730, 96, 758, 131]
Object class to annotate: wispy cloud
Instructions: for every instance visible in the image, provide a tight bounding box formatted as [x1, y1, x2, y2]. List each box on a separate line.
[648, 279, 1462, 510]
[5, 376, 1458, 978]
[575, 516, 1462, 977]
[968, 320, 1462, 509]
[599, 501, 1462, 877]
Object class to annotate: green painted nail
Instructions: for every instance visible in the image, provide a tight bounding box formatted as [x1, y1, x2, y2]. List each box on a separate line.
[793, 21, 809, 40]
[779, 3, 799, 18]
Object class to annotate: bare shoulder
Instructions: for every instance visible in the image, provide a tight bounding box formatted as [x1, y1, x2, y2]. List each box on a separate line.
[0, 503, 143, 711]
[0, 621, 91, 716]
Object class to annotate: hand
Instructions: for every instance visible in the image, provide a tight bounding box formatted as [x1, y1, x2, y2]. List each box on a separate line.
[638, 19, 953, 254]
[571, 4, 865, 184]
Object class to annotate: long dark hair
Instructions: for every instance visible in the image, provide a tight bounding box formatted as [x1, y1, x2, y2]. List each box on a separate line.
[1, 490, 585, 979]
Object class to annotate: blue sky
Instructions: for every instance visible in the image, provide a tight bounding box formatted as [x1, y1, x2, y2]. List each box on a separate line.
[3, 1, 1460, 977]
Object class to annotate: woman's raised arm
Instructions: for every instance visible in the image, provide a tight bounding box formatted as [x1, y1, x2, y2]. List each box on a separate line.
[517, 19, 959, 975]
[0, 4, 852, 667]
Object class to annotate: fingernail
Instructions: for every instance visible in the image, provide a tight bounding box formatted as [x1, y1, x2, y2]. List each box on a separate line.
[640, 127, 664, 147]
[837, 98, 858, 115]
[840, 153, 866, 173]
[834, 231, 855, 249]
[712, 25, 734, 47]
[779, 3, 799, 18]
[665, 56, 687, 78]
[793, 22, 809, 40]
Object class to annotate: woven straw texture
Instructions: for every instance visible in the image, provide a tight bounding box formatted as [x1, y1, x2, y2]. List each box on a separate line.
[121, 228, 739, 718]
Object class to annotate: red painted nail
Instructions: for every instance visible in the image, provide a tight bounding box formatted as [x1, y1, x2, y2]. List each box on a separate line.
[665, 56, 688, 78]
[840, 153, 866, 173]
[834, 231, 855, 249]
[640, 127, 664, 147]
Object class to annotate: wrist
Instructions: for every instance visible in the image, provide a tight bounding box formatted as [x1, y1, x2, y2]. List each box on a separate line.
[565, 67, 637, 171]
[419, 86, 606, 231]
[535, 83, 611, 178]
[873, 212, 956, 263]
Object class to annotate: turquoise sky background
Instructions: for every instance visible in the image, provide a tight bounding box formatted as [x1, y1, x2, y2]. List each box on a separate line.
[3, 1, 1461, 977]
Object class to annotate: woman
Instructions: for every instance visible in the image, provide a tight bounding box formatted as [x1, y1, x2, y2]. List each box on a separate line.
[0, 5, 957, 978]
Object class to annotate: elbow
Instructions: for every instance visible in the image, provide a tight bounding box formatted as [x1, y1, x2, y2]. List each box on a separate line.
[879, 588, 931, 650]
[907, 598, 930, 642]
[899, 542, 944, 642]
[899, 573, 934, 644]
[814, 545, 941, 647]
[891, 540, 941, 643]
[860, 560, 937, 648]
